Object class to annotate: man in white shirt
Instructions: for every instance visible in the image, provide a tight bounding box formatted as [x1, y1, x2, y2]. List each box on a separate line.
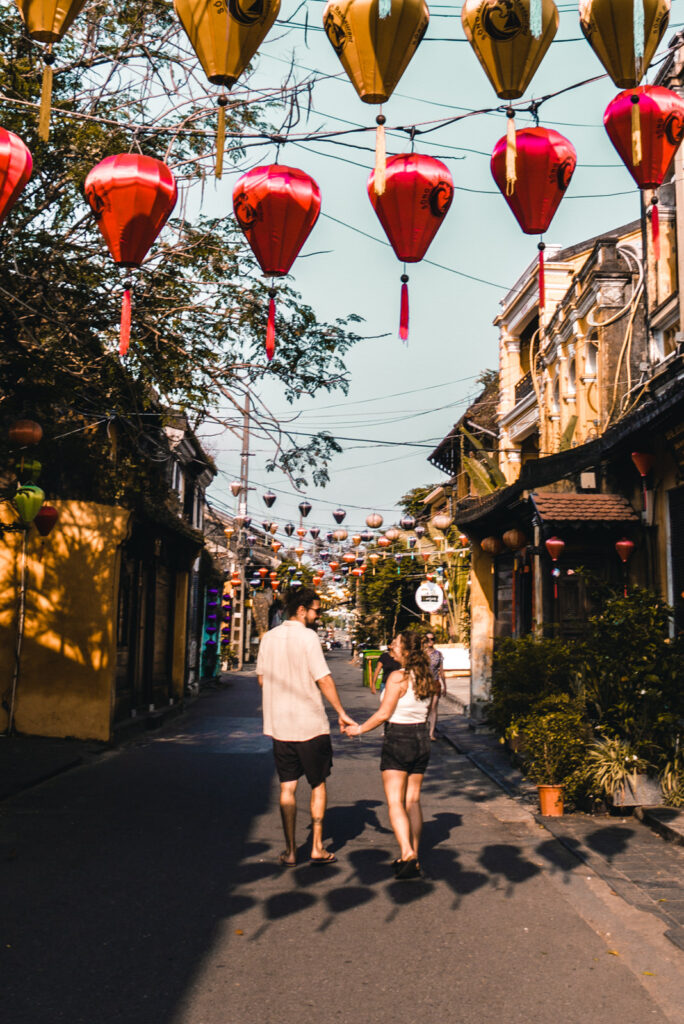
[257, 587, 356, 866]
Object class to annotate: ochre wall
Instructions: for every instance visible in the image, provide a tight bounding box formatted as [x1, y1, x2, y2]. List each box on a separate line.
[0, 502, 131, 741]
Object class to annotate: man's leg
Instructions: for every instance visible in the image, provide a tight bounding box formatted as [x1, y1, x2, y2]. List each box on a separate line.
[279, 779, 298, 864]
[428, 695, 438, 740]
[309, 781, 329, 859]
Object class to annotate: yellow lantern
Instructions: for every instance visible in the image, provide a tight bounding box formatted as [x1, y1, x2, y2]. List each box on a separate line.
[579, 0, 670, 88]
[174, 0, 281, 176]
[14, 0, 89, 140]
[461, 0, 558, 100]
[322, 0, 429, 194]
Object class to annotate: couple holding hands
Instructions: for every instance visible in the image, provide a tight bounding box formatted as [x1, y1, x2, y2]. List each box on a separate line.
[256, 588, 446, 880]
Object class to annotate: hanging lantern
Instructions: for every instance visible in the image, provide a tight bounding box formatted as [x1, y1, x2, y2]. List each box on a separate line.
[33, 503, 59, 537]
[308, 526, 320, 540]
[233, 166, 321, 361]
[224, 524, 235, 539]
[329, 560, 340, 571]
[366, 512, 384, 529]
[632, 450, 653, 515]
[295, 545, 305, 559]
[298, 500, 313, 518]
[369, 552, 381, 573]
[334, 528, 348, 541]
[399, 514, 416, 530]
[491, 127, 576, 313]
[14, 482, 44, 523]
[258, 567, 269, 579]
[545, 536, 565, 560]
[414, 523, 426, 538]
[174, 0, 281, 177]
[421, 551, 430, 563]
[503, 528, 527, 550]
[351, 567, 363, 578]
[272, 540, 282, 553]
[481, 536, 503, 555]
[8, 418, 42, 446]
[271, 579, 279, 591]
[458, 533, 469, 546]
[332, 508, 347, 524]
[263, 491, 276, 507]
[407, 535, 417, 549]
[325, 531, 335, 543]
[431, 512, 452, 531]
[296, 527, 307, 538]
[360, 529, 373, 543]
[247, 535, 256, 547]
[385, 527, 400, 542]
[261, 519, 270, 532]
[616, 537, 635, 564]
[342, 552, 356, 564]
[85, 155, 177, 357]
[284, 522, 295, 537]
[14, 0, 89, 140]
[269, 570, 278, 580]
[0, 128, 32, 232]
[604, 85, 684, 260]
[369, 154, 453, 341]
[377, 535, 391, 549]
[462, 0, 558, 97]
[319, 550, 331, 562]
[579, 0, 670, 89]
[323, 0, 429, 196]
[230, 481, 243, 497]
[269, 522, 278, 534]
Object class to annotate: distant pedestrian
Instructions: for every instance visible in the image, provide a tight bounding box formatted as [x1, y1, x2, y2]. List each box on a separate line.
[425, 633, 447, 740]
[343, 631, 439, 879]
[257, 587, 356, 867]
[370, 647, 401, 697]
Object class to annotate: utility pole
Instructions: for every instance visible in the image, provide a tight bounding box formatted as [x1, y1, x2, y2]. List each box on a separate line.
[232, 394, 251, 670]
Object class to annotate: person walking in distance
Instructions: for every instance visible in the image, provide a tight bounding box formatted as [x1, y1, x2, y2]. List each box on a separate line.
[370, 645, 401, 698]
[257, 587, 357, 866]
[343, 631, 439, 879]
[425, 632, 447, 741]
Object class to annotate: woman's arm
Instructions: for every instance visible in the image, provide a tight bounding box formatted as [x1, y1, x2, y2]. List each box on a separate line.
[345, 671, 406, 736]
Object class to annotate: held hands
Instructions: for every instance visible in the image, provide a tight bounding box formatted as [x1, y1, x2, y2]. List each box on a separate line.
[342, 722, 362, 737]
[338, 711, 357, 733]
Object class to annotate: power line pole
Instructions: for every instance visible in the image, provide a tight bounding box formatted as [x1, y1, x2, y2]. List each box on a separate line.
[235, 394, 250, 670]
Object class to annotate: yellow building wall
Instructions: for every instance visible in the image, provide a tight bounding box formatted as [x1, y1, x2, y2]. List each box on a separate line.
[0, 502, 131, 741]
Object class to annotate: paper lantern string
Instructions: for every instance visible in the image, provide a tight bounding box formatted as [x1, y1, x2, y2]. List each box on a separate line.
[399, 271, 409, 343]
[374, 113, 386, 196]
[266, 286, 276, 361]
[216, 94, 228, 179]
[39, 47, 55, 143]
[505, 107, 517, 195]
[631, 93, 642, 166]
[120, 279, 132, 357]
[651, 194, 660, 260]
[537, 241, 545, 312]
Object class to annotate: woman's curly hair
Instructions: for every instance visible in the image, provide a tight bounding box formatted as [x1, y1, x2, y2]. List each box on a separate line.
[399, 631, 439, 700]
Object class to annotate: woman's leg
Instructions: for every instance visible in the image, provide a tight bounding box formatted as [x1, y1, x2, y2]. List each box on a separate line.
[405, 773, 425, 854]
[382, 770, 415, 860]
[428, 694, 439, 739]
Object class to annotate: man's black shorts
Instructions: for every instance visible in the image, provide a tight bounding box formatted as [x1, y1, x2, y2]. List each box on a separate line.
[272, 734, 333, 787]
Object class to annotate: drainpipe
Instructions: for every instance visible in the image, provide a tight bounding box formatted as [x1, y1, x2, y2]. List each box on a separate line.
[533, 521, 544, 639]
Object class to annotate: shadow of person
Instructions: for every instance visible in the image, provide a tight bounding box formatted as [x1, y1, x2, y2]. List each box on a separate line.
[323, 799, 393, 853]
[478, 844, 541, 896]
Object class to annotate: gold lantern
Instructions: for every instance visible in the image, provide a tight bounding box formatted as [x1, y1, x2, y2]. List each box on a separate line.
[14, 0, 89, 140]
[322, 0, 429, 194]
[579, 0, 670, 88]
[503, 528, 527, 550]
[481, 536, 503, 555]
[174, 0, 281, 176]
[461, 0, 558, 100]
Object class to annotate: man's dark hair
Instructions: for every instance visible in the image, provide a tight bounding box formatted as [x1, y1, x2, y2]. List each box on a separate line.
[285, 586, 319, 619]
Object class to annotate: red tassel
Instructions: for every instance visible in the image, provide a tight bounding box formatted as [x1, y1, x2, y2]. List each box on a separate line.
[651, 198, 660, 261]
[399, 275, 409, 342]
[119, 288, 131, 357]
[538, 242, 545, 311]
[266, 293, 276, 361]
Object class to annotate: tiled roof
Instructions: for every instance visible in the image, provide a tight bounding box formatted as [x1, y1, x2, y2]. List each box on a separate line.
[531, 492, 640, 523]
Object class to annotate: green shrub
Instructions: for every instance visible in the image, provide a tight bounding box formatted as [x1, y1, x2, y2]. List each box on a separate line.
[583, 737, 650, 800]
[488, 635, 578, 736]
[519, 694, 589, 787]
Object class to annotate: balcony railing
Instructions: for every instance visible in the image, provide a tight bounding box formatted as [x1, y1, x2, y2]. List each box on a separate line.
[514, 370, 534, 403]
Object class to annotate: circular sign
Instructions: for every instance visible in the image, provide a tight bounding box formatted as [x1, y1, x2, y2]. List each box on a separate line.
[415, 581, 444, 612]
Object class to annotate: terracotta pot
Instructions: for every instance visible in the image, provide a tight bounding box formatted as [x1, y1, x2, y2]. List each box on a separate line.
[537, 784, 564, 816]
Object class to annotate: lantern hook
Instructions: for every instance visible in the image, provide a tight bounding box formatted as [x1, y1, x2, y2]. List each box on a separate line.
[529, 100, 540, 127]
[409, 126, 416, 153]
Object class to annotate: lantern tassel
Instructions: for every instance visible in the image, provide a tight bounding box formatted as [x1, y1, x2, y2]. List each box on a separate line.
[530, 0, 542, 38]
[379, 0, 391, 15]
[120, 288, 132, 357]
[215, 98, 227, 179]
[538, 241, 545, 311]
[505, 110, 517, 196]
[631, 94, 642, 167]
[38, 53, 54, 143]
[374, 113, 386, 196]
[266, 290, 276, 361]
[399, 274, 409, 343]
[651, 196, 660, 260]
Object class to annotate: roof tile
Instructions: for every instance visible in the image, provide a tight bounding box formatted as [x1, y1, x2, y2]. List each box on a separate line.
[531, 492, 639, 523]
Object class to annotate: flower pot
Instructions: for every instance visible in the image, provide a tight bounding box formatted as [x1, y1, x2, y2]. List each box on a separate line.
[537, 784, 564, 816]
[612, 774, 662, 808]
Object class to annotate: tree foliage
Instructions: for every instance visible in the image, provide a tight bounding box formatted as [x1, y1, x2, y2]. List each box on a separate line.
[0, 1, 363, 498]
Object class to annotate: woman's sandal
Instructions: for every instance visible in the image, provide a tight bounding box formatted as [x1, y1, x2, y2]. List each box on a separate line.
[394, 858, 421, 880]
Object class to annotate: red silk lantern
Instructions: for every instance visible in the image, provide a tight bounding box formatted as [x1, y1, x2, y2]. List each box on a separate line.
[615, 537, 635, 564]
[0, 128, 32, 228]
[377, 536, 391, 549]
[632, 451, 653, 516]
[329, 560, 340, 571]
[491, 127, 576, 311]
[545, 536, 565, 561]
[233, 165, 321, 361]
[85, 155, 177, 356]
[33, 504, 59, 537]
[604, 85, 684, 260]
[368, 153, 453, 341]
[258, 567, 269, 578]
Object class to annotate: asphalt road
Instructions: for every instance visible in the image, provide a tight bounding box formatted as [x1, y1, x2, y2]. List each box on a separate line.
[1, 654, 683, 1024]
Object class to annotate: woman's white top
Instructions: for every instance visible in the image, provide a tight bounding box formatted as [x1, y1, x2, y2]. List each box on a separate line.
[389, 672, 430, 725]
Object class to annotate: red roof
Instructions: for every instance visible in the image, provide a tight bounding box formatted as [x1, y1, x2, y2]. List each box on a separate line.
[531, 492, 639, 523]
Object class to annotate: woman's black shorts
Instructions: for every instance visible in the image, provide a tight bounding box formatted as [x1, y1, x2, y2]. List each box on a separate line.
[380, 722, 430, 774]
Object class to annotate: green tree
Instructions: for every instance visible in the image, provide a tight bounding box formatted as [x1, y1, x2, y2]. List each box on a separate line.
[0, 1, 363, 497]
[397, 484, 440, 520]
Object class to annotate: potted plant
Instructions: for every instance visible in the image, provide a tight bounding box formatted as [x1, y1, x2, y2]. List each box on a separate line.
[520, 696, 588, 816]
[583, 737, 655, 807]
[661, 752, 684, 807]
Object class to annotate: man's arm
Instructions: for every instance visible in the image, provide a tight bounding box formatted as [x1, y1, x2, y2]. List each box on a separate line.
[257, 675, 264, 689]
[316, 674, 356, 729]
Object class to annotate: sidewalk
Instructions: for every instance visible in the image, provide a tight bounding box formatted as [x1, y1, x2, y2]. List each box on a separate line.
[435, 709, 684, 953]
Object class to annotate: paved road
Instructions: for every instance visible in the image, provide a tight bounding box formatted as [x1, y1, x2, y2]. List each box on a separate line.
[2, 654, 683, 1024]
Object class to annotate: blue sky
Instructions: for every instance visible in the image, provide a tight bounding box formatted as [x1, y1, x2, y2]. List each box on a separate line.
[199, 0, 682, 536]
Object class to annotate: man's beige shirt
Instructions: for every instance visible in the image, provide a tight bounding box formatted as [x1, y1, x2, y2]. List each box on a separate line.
[256, 620, 331, 741]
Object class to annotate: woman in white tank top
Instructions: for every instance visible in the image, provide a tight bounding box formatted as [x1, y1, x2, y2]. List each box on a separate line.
[344, 631, 439, 879]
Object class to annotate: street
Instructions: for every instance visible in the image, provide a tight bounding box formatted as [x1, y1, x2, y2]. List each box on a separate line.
[2, 654, 683, 1024]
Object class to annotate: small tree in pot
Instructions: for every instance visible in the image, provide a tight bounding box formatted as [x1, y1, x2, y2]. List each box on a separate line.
[520, 695, 588, 816]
